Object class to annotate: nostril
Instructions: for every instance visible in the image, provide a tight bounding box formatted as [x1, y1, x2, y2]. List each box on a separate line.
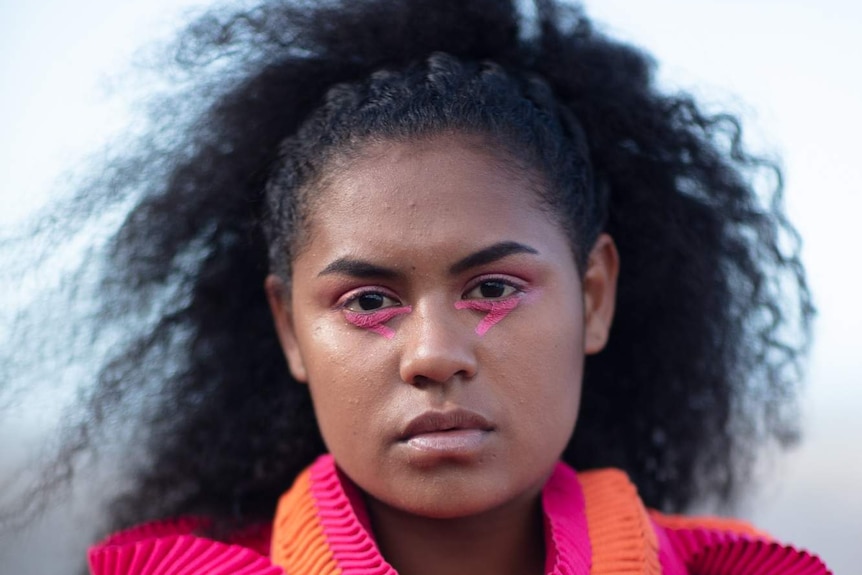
[411, 374, 434, 388]
[407, 368, 474, 389]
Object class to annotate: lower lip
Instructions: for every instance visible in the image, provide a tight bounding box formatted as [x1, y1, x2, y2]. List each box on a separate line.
[403, 429, 489, 454]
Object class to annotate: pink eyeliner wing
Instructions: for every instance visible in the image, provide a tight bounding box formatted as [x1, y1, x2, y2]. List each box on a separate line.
[343, 306, 412, 339]
[455, 298, 521, 335]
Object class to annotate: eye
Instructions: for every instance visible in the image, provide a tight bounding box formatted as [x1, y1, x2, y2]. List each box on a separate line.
[343, 291, 401, 312]
[464, 279, 521, 300]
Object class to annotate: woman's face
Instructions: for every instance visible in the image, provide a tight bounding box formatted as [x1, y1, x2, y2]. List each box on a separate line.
[267, 133, 617, 519]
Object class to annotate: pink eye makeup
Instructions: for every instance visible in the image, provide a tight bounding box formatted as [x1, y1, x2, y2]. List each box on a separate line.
[343, 306, 412, 339]
[456, 278, 528, 335]
[339, 290, 411, 339]
[455, 298, 521, 335]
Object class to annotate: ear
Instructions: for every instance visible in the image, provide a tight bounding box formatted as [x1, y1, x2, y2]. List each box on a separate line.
[265, 274, 308, 382]
[582, 233, 619, 355]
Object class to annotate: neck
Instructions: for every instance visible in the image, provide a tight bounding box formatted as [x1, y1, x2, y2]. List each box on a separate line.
[365, 491, 546, 575]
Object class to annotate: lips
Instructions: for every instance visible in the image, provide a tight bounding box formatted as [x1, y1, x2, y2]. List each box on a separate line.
[400, 409, 495, 440]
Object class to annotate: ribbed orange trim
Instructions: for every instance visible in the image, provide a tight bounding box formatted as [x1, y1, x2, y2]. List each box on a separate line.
[579, 469, 662, 575]
[271, 468, 342, 575]
[649, 511, 769, 539]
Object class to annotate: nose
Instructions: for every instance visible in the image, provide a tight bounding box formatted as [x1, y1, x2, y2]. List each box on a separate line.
[398, 300, 478, 386]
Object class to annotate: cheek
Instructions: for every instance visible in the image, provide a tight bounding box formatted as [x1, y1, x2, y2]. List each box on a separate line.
[505, 294, 584, 444]
[505, 343, 582, 427]
[299, 325, 362, 435]
[301, 322, 396, 458]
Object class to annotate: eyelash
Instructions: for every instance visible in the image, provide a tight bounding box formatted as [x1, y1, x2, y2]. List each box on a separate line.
[456, 276, 527, 335]
[338, 288, 402, 313]
[338, 288, 410, 339]
[462, 275, 526, 301]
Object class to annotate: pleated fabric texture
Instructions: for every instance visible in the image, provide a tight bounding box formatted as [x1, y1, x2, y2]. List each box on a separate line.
[271, 456, 599, 575]
[578, 469, 662, 575]
[89, 455, 833, 574]
[88, 516, 281, 575]
[653, 513, 831, 575]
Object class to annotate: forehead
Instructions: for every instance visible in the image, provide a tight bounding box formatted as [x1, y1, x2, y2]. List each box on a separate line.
[293, 134, 572, 273]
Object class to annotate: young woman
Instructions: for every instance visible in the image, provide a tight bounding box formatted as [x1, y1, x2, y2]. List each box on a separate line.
[3, 0, 829, 573]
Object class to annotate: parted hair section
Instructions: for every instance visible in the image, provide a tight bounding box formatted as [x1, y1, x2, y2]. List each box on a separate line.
[2, 0, 811, 539]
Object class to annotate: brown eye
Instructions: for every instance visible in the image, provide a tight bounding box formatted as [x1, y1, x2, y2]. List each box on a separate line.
[344, 292, 400, 312]
[357, 293, 385, 310]
[480, 281, 507, 298]
[465, 280, 519, 300]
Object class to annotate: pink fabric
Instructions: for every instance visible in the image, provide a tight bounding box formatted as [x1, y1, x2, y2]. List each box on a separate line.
[304, 456, 593, 575]
[88, 457, 833, 575]
[540, 462, 592, 574]
[652, 517, 689, 575]
[95, 517, 207, 548]
[307, 456, 397, 574]
[88, 533, 282, 575]
[661, 526, 831, 575]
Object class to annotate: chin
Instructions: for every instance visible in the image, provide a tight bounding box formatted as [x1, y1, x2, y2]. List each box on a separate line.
[374, 467, 543, 520]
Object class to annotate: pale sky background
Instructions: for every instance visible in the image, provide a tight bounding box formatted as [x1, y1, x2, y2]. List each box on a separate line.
[1, 0, 860, 573]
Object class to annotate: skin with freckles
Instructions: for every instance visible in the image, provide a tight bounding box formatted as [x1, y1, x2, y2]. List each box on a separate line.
[266, 133, 619, 575]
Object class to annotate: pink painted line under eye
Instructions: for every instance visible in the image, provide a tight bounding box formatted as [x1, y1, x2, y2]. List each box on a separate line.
[343, 306, 412, 339]
[455, 298, 521, 335]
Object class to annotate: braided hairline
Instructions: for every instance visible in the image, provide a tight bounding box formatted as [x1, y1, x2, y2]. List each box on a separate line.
[263, 52, 605, 280]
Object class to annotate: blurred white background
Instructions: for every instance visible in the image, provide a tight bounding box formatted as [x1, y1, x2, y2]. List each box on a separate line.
[1, 0, 860, 573]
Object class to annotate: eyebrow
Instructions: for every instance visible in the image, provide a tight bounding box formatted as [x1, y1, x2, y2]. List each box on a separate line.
[318, 259, 400, 279]
[318, 241, 540, 279]
[449, 241, 539, 275]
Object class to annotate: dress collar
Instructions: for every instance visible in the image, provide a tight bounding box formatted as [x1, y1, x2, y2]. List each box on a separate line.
[87, 455, 831, 575]
[270, 454, 661, 575]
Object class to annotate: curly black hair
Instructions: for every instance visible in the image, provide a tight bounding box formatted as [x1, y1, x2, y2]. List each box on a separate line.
[1, 0, 812, 543]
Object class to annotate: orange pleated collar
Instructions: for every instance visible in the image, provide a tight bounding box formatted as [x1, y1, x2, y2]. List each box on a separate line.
[271, 455, 831, 575]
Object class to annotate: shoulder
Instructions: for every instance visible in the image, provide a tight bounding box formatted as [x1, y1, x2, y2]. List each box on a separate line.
[576, 468, 832, 575]
[650, 510, 832, 575]
[87, 517, 282, 575]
